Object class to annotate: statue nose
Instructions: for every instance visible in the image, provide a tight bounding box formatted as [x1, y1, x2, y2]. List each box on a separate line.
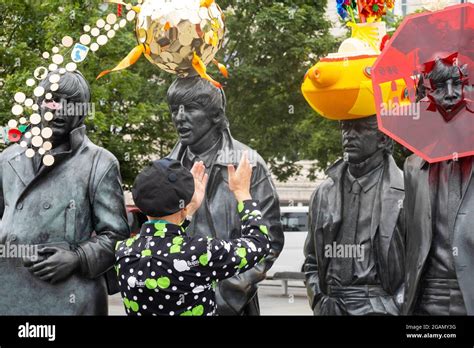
[175, 109, 186, 121]
[446, 81, 455, 98]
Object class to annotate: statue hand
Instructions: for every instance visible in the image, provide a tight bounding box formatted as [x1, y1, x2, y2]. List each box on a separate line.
[26, 246, 80, 284]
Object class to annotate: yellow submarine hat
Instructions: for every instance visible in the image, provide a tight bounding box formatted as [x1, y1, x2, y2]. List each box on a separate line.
[301, 21, 406, 120]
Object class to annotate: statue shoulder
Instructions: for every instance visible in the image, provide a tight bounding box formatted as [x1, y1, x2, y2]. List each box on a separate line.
[84, 140, 120, 177]
[404, 154, 424, 175]
[229, 138, 267, 166]
[0, 143, 23, 163]
[313, 176, 335, 198]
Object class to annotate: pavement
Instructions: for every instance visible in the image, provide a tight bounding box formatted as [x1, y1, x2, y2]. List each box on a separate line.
[108, 279, 312, 316]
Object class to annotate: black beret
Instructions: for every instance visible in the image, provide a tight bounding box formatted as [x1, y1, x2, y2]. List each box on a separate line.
[132, 159, 194, 217]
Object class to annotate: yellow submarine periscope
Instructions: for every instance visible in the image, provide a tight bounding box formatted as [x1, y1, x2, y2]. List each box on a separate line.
[302, 22, 405, 120]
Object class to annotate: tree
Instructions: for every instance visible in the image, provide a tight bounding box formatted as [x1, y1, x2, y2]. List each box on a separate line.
[0, 0, 340, 185]
[0, 0, 177, 187]
[218, 0, 340, 180]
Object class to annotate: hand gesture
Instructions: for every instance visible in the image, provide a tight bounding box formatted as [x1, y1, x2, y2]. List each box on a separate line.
[186, 161, 209, 216]
[228, 151, 253, 202]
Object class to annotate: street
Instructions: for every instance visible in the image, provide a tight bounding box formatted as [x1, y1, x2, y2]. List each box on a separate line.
[109, 280, 312, 316]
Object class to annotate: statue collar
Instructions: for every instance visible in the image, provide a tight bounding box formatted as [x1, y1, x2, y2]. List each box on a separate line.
[186, 135, 223, 168]
[49, 125, 87, 157]
[68, 125, 87, 152]
[345, 162, 383, 193]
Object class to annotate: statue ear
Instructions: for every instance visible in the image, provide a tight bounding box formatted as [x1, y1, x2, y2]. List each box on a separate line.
[211, 110, 223, 125]
[377, 133, 389, 150]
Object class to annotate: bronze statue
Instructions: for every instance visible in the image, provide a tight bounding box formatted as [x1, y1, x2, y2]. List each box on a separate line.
[0, 71, 130, 314]
[304, 116, 405, 315]
[166, 75, 284, 315]
[404, 57, 474, 315]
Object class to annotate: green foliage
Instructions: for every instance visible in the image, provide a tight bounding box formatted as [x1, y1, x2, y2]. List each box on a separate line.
[0, 1, 176, 187]
[0, 0, 345, 185]
[218, 0, 340, 180]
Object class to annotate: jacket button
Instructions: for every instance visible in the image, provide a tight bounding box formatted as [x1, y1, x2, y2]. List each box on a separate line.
[43, 202, 51, 209]
[10, 234, 17, 242]
[16, 203, 23, 210]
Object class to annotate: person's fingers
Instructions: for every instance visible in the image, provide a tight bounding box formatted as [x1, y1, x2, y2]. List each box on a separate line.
[197, 161, 205, 181]
[241, 151, 252, 174]
[192, 161, 204, 182]
[238, 151, 251, 177]
[239, 151, 248, 169]
[202, 173, 209, 188]
[190, 161, 199, 177]
[228, 164, 236, 181]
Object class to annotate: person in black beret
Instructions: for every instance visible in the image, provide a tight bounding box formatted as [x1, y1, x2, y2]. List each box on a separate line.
[115, 152, 272, 316]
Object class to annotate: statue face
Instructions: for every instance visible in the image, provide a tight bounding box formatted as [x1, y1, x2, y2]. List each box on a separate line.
[341, 117, 380, 164]
[40, 93, 80, 145]
[428, 69, 463, 113]
[171, 103, 213, 147]
[38, 71, 90, 146]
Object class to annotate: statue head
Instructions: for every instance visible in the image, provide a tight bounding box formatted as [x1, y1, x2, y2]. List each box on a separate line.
[38, 70, 91, 145]
[167, 75, 228, 148]
[418, 54, 469, 120]
[340, 115, 392, 165]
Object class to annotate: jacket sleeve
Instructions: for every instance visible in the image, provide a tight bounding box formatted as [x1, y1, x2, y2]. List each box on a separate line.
[197, 200, 271, 281]
[0, 150, 5, 221]
[216, 163, 284, 314]
[75, 155, 130, 279]
[392, 210, 406, 311]
[303, 188, 324, 310]
[401, 156, 418, 315]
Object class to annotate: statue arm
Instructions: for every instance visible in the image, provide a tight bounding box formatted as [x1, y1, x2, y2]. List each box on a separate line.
[401, 157, 416, 314]
[247, 168, 284, 273]
[393, 209, 406, 310]
[0, 149, 6, 220]
[303, 189, 324, 310]
[75, 158, 130, 279]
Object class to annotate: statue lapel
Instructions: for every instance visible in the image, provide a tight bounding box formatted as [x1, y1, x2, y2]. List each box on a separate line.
[7, 151, 36, 190]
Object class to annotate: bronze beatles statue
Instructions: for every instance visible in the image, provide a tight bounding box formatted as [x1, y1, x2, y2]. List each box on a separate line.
[166, 75, 284, 315]
[0, 71, 130, 315]
[403, 57, 474, 315]
[304, 116, 405, 315]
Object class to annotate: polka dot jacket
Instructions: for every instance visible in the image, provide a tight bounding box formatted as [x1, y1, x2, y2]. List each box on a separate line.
[115, 199, 271, 316]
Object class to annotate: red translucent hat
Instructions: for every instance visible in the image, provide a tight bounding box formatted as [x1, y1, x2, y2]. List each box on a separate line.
[372, 3, 474, 163]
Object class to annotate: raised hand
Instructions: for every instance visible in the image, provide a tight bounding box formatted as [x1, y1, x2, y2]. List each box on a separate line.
[187, 161, 209, 216]
[228, 151, 253, 202]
